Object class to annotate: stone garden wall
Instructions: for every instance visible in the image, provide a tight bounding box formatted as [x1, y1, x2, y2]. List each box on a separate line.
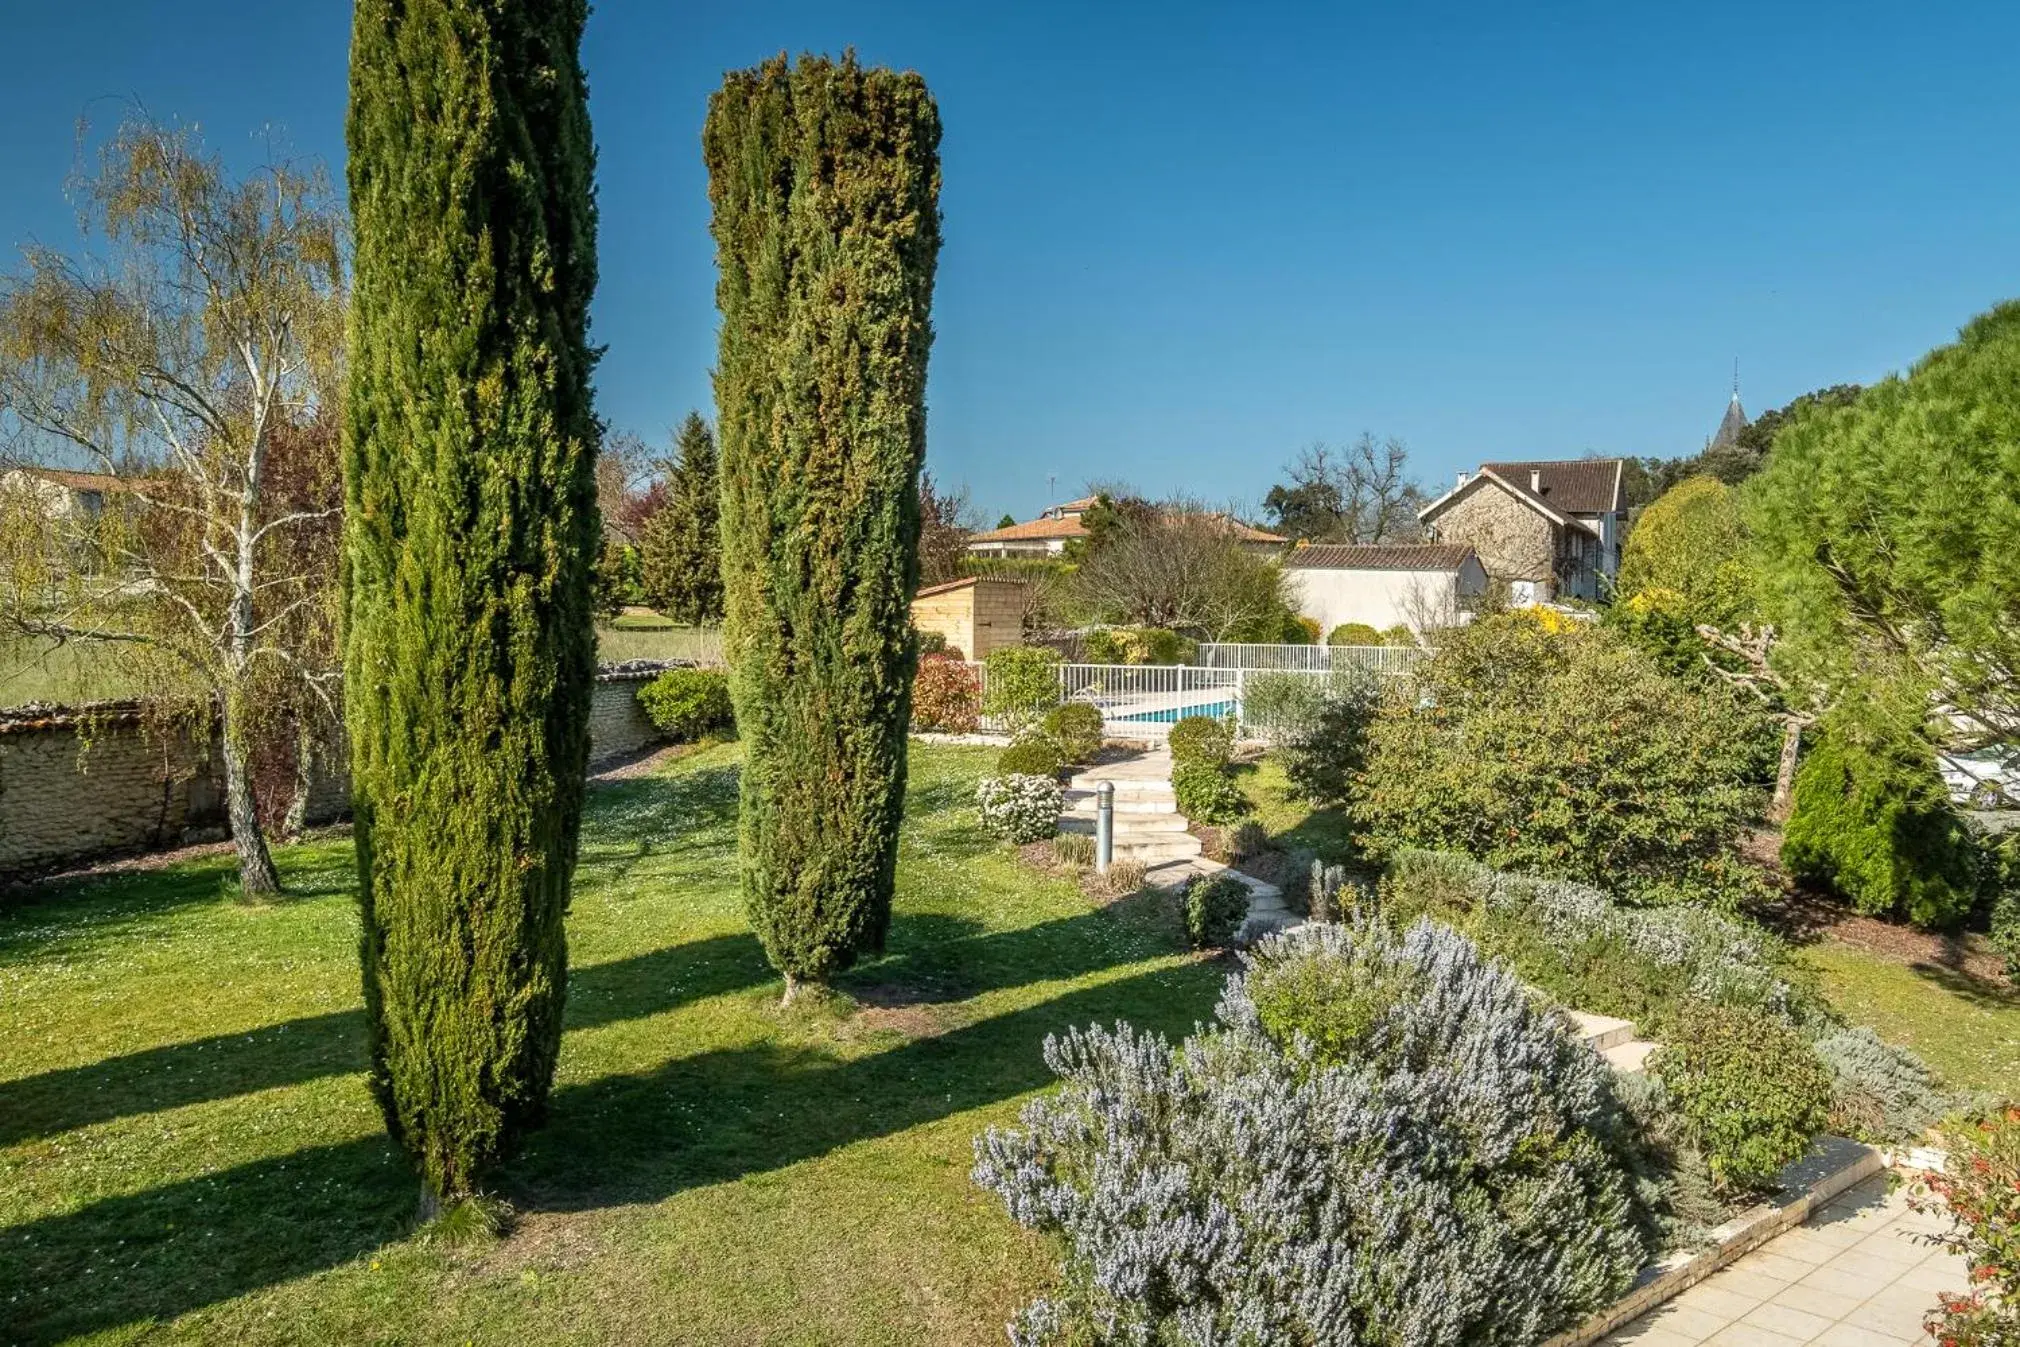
[1, 669, 675, 882]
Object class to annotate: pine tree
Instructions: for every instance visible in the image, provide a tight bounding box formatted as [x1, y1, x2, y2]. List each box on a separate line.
[704, 53, 942, 999]
[343, 0, 599, 1205]
[638, 411, 723, 624]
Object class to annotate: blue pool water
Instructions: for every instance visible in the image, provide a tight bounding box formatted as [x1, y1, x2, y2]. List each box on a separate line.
[1114, 700, 1235, 724]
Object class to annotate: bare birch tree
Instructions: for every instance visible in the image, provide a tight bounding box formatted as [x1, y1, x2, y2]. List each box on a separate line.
[0, 117, 345, 895]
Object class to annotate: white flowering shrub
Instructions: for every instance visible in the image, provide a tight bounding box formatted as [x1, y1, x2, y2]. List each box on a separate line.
[1383, 850, 1805, 1031]
[974, 919, 1653, 1347]
[977, 774, 1062, 844]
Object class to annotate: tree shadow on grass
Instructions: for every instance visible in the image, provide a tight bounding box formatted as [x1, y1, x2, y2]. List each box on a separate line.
[0, 933, 772, 1148]
[2, 953, 1220, 1345]
[518, 950, 1220, 1210]
[1909, 957, 2020, 1012]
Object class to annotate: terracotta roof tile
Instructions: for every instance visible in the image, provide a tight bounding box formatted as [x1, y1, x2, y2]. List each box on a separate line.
[1285, 542, 1476, 571]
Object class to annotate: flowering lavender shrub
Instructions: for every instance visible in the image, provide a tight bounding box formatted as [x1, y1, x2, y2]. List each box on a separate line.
[973, 919, 1652, 1346]
[976, 774, 1062, 844]
[1381, 850, 1806, 1034]
[1815, 1025, 1958, 1143]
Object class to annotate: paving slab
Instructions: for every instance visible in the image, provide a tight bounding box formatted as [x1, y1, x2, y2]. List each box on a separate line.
[1600, 1176, 1966, 1347]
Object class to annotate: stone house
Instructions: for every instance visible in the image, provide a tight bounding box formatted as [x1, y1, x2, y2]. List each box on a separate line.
[1283, 543, 1487, 636]
[1416, 459, 1626, 603]
[0, 467, 133, 521]
[910, 576, 1029, 661]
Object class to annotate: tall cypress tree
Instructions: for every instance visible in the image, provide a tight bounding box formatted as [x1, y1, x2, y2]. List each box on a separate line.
[638, 411, 723, 624]
[343, 0, 599, 1205]
[704, 54, 942, 999]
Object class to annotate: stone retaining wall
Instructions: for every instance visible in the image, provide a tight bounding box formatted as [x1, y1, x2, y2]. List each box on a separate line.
[1, 669, 679, 882]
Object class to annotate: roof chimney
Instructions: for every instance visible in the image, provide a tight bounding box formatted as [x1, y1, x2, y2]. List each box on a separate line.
[1529, 468, 1542, 493]
[1455, 470, 1468, 488]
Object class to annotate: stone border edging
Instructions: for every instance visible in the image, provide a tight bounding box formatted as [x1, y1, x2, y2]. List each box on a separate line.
[1542, 1135, 1884, 1347]
[910, 731, 1013, 746]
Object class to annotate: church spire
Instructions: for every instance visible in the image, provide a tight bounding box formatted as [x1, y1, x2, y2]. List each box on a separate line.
[1710, 359, 1748, 451]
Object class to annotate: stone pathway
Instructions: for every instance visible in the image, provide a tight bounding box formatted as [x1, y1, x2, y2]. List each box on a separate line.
[1602, 1175, 1968, 1347]
[1061, 747, 1290, 934]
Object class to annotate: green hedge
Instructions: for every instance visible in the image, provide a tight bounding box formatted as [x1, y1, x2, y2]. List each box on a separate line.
[1326, 622, 1382, 647]
[637, 668, 735, 741]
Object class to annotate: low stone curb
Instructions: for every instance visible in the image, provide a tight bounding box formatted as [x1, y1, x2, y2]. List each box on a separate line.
[1542, 1135, 1884, 1347]
[910, 731, 1013, 747]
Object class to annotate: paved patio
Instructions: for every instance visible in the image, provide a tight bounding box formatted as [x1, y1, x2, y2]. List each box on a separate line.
[1602, 1175, 1969, 1346]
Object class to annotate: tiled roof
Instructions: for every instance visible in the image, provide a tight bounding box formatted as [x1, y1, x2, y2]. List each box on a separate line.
[969, 514, 1088, 543]
[1284, 542, 1476, 571]
[914, 578, 978, 598]
[1477, 459, 1624, 515]
[17, 468, 132, 493]
[969, 510, 1286, 546]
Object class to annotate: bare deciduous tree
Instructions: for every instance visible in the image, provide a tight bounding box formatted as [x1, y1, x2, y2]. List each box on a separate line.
[918, 471, 979, 586]
[1264, 434, 1427, 543]
[0, 117, 346, 895]
[1074, 497, 1293, 640]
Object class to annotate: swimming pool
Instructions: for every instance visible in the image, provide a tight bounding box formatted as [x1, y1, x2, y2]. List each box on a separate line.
[1112, 700, 1236, 724]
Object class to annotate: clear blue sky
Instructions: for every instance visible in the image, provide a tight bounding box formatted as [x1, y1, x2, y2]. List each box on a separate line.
[3, 1, 2016, 522]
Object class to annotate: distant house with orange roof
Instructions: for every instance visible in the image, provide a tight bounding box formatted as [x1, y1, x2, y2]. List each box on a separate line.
[966, 497, 1287, 559]
[0, 466, 138, 522]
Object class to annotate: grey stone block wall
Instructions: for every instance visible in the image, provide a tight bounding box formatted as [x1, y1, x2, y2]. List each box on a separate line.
[1, 670, 676, 882]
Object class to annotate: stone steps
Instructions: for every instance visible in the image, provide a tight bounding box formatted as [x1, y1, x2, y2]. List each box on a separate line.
[1058, 811, 1194, 836]
[1063, 748, 1283, 935]
[1061, 787, 1177, 815]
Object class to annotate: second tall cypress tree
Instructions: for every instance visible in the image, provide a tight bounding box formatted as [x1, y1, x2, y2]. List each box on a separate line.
[703, 54, 942, 998]
[344, 0, 599, 1203]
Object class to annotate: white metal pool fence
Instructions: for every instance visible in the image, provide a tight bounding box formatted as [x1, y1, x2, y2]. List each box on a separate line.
[1195, 642, 1422, 675]
[968, 660, 1402, 742]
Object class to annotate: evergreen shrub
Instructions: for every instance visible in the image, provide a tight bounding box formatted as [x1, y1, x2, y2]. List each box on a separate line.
[973, 919, 1652, 1346]
[1783, 709, 1979, 929]
[1040, 701, 1103, 763]
[1354, 615, 1772, 909]
[1911, 1106, 2020, 1346]
[1237, 669, 1327, 744]
[1650, 1001, 1833, 1192]
[1327, 621, 1382, 646]
[997, 733, 1064, 779]
[1173, 761, 1250, 824]
[1184, 873, 1250, 948]
[976, 775, 1062, 844]
[982, 644, 1061, 731]
[1380, 851, 1805, 1035]
[911, 653, 981, 733]
[637, 668, 734, 741]
[1275, 668, 1381, 806]
[1168, 714, 1233, 769]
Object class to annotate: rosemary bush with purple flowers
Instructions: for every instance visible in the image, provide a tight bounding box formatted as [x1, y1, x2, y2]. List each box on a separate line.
[973, 919, 1654, 1346]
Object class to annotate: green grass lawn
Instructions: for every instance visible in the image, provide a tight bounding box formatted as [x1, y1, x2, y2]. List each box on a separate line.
[0, 637, 159, 706]
[0, 743, 1221, 1346]
[596, 622, 724, 666]
[1237, 756, 1356, 864]
[1798, 938, 2020, 1096]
